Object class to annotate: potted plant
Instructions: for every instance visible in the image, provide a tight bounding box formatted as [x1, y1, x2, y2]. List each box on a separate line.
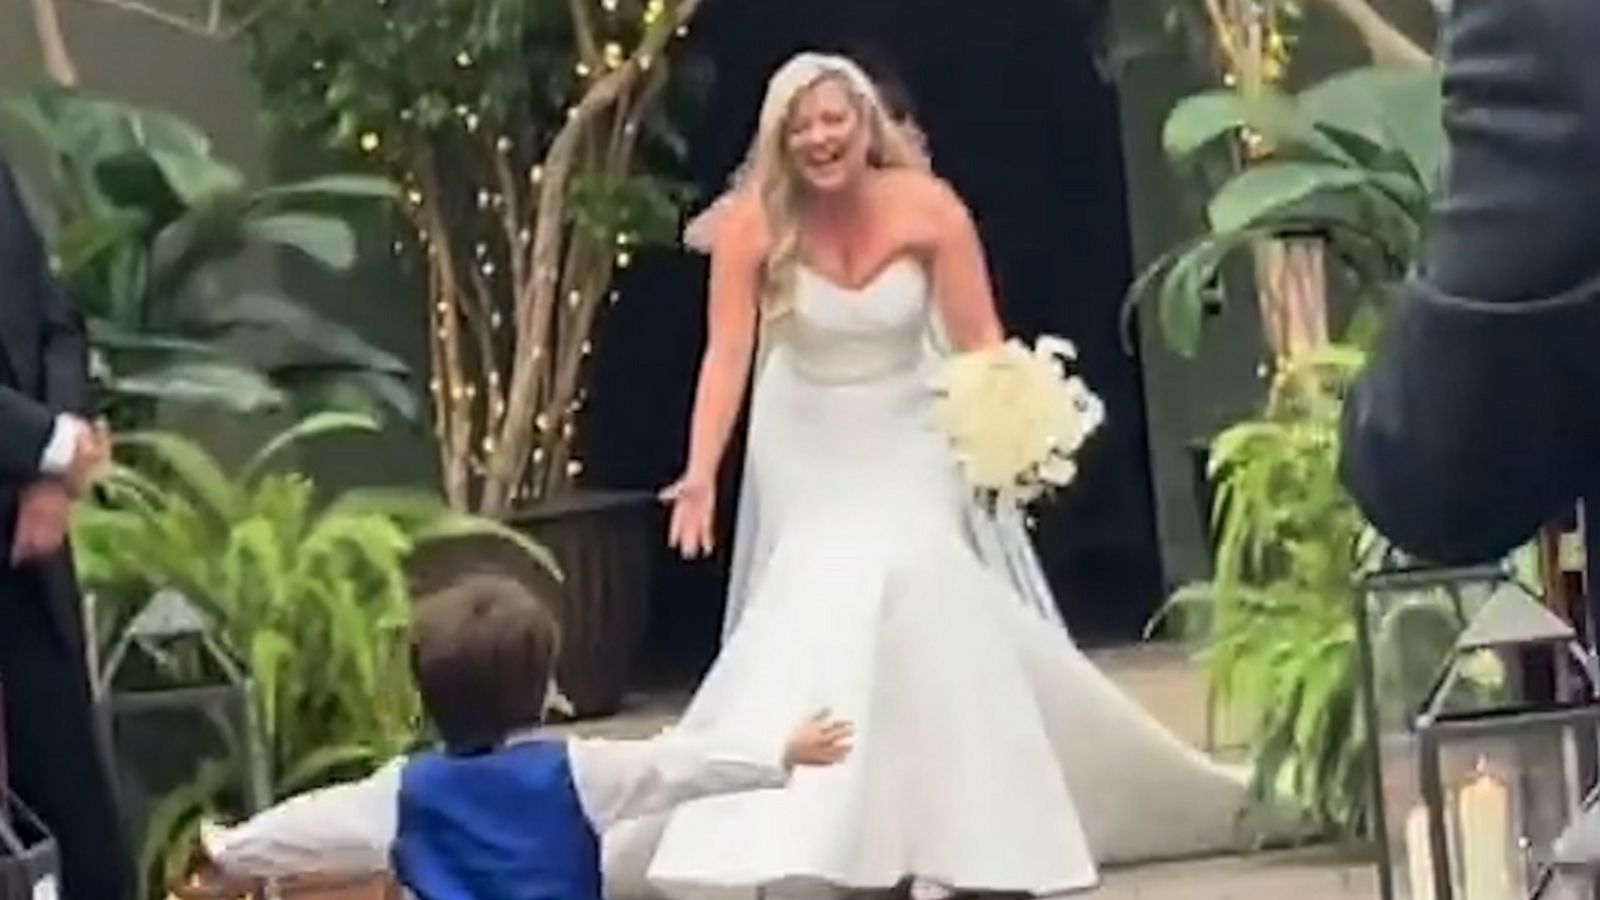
[1128, 60, 1447, 836]
[72, 412, 554, 897]
[7, 88, 413, 430]
[232, 0, 710, 715]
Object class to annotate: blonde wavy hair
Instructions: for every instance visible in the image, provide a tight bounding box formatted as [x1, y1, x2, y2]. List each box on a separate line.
[736, 53, 929, 334]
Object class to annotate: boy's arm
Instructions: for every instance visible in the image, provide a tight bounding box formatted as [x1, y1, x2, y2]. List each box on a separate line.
[202, 758, 405, 878]
[569, 729, 790, 832]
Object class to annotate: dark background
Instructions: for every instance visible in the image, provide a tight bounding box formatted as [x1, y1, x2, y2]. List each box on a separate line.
[580, 0, 1165, 680]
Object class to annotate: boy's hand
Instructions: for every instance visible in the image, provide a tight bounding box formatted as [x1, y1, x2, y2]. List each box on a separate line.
[168, 824, 262, 900]
[783, 709, 854, 769]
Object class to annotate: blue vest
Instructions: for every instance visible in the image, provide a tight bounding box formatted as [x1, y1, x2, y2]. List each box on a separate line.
[393, 740, 601, 900]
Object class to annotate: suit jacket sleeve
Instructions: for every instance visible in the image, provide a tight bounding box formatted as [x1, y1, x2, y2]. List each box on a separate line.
[0, 157, 63, 480]
[1339, 0, 1600, 565]
[5, 159, 88, 415]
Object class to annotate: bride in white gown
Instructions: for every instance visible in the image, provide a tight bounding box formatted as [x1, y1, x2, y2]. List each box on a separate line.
[604, 53, 1255, 900]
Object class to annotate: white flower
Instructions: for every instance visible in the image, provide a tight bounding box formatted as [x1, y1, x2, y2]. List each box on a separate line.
[930, 335, 1105, 507]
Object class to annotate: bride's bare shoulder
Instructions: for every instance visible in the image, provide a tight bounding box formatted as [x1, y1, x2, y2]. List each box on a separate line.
[711, 191, 772, 262]
[878, 170, 975, 236]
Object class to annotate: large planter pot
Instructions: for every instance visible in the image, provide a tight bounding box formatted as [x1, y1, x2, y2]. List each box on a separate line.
[408, 490, 659, 719]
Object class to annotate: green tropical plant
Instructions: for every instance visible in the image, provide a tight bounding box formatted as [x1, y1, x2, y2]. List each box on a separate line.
[1127, 65, 1444, 356]
[1157, 346, 1377, 833]
[6, 86, 414, 429]
[71, 411, 557, 894]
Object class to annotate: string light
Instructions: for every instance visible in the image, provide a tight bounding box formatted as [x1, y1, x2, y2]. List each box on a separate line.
[575, 61, 593, 78]
[405, 188, 424, 206]
[480, 261, 497, 277]
[600, 0, 619, 12]
[616, 250, 633, 268]
[566, 460, 584, 477]
[359, 131, 382, 153]
[530, 165, 545, 184]
[455, 50, 473, 68]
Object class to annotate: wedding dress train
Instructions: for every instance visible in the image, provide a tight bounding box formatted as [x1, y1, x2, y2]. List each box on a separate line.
[603, 259, 1253, 899]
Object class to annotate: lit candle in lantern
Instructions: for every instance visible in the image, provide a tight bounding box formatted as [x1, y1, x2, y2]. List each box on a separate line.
[1456, 760, 1514, 900]
[1405, 804, 1437, 900]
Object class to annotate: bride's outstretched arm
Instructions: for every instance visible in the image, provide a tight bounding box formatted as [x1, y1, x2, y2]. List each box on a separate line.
[924, 178, 1005, 351]
[682, 200, 765, 482]
[665, 200, 763, 556]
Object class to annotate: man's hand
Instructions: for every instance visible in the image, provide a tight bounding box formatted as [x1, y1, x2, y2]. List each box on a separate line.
[782, 709, 854, 769]
[11, 480, 71, 565]
[65, 417, 111, 494]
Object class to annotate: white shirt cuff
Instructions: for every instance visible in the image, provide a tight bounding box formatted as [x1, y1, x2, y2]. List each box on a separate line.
[38, 415, 82, 475]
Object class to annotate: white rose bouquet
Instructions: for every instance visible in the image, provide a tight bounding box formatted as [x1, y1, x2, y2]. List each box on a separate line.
[930, 335, 1105, 509]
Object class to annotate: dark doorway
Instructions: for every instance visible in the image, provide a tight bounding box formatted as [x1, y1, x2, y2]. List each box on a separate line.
[583, 0, 1164, 684]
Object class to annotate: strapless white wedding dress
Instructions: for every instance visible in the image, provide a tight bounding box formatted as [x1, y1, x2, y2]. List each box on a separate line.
[604, 259, 1252, 899]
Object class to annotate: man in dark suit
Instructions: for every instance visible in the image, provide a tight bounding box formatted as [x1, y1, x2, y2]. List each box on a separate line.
[1340, 0, 1600, 566]
[0, 151, 134, 899]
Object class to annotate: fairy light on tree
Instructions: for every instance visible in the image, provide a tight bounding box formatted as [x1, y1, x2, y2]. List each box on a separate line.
[236, 0, 706, 514]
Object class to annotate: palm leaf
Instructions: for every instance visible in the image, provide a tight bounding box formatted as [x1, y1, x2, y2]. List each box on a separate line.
[115, 429, 245, 523]
[242, 211, 358, 270]
[253, 174, 400, 204]
[110, 360, 285, 413]
[278, 744, 390, 796]
[243, 411, 381, 481]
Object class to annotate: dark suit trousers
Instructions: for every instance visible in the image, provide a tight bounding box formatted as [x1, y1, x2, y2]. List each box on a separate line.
[0, 558, 135, 900]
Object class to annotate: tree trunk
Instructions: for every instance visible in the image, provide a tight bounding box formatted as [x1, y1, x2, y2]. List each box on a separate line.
[1254, 236, 1329, 364]
[1312, 0, 1434, 68]
[29, 0, 81, 86]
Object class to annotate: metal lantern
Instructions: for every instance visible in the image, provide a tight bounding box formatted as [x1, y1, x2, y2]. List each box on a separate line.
[1357, 564, 1600, 900]
[96, 588, 269, 853]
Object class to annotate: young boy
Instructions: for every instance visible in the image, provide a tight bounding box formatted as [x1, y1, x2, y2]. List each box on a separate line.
[175, 574, 853, 900]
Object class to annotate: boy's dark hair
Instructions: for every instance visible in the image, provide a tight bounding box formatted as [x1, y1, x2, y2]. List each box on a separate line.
[410, 575, 561, 754]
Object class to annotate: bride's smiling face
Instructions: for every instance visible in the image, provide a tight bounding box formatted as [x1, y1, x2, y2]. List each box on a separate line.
[784, 76, 871, 195]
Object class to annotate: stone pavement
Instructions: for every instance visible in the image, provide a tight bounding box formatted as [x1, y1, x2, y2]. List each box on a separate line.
[558, 643, 1382, 900]
[1097, 849, 1374, 899]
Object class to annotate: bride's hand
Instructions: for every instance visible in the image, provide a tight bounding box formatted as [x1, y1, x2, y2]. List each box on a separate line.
[660, 472, 716, 559]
